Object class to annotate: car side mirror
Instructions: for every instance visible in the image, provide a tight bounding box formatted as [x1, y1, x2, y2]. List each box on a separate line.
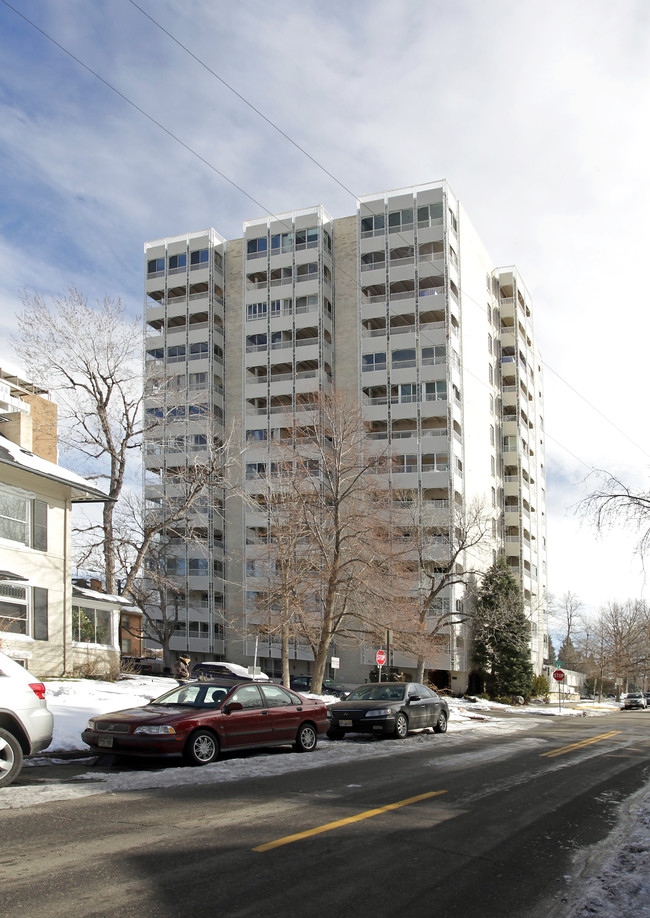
[409, 694, 420, 702]
[223, 702, 243, 714]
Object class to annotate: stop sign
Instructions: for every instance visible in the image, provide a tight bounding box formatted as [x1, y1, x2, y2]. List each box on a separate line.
[553, 669, 565, 682]
[376, 650, 386, 666]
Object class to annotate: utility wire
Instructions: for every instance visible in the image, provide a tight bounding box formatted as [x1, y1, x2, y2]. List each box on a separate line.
[3, 0, 642, 474]
[126, 0, 650, 467]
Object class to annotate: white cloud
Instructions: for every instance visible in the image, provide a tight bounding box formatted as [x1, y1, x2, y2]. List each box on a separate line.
[1, 0, 649, 612]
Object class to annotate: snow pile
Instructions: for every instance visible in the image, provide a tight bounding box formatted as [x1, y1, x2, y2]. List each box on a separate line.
[5, 677, 650, 915]
[567, 791, 650, 918]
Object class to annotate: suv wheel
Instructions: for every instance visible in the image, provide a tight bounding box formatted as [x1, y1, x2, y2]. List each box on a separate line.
[0, 728, 24, 788]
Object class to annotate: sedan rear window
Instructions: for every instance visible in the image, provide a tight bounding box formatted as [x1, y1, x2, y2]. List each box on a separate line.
[346, 685, 406, 702]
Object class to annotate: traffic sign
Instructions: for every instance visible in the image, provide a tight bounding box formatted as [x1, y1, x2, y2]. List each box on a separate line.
[376, 650, 386, 666]
[553, 669, 565, 682]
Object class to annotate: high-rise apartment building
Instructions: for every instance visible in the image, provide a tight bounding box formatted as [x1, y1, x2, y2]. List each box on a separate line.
[143, 181, 548, 690]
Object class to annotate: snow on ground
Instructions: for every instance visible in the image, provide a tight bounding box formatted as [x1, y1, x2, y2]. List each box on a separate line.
[2, 677, 646, 915]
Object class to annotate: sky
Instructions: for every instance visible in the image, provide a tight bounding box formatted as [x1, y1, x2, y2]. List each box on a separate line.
[5, 673, 648, 916]
[1, 0, 649, 622]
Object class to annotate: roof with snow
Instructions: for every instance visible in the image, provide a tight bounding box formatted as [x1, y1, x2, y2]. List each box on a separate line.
[0, 433, 109, 502]
[72, 584, 140, 612]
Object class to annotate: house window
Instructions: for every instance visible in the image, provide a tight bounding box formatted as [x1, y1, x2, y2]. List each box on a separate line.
[0, 583, 28, 634]
[72, 605, 112, 645]
[147, 257, 164, 276]
[0, 489, 47, 550]
[189, 342, 209, 360]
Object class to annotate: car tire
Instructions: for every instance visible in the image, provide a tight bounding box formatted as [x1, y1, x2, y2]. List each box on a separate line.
[295, 722, 318, 753]
[393, 713, 408, 739]
[327, 727, 345, 740]
[0, 728, 23, 788]
[184, 730, 219, 766]
[434, 711, 448, 734]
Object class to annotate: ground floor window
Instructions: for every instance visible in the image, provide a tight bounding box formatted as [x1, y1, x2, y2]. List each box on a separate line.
[0, 583, 28, 633]
[72, 605, 113, 645]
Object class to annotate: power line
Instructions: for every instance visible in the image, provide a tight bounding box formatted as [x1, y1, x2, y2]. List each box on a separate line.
[125, 1, 650, 467]
[3, 0, 643, 474]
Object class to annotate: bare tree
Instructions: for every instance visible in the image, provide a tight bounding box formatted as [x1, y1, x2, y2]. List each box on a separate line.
[581, 470, 650, 559]
[246, 392, 397, 694]
[244, 457, 313, 687]
[14, 289, 238, 659]
[14, 289, 143, 593]
[387, 496, 494, 682]
[591, 600, 649, 697]
[548, 591, 584, 670]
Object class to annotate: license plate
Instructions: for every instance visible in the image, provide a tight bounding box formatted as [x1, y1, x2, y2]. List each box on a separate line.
[98, 736, 114, 749]
[339, 719, 353, 727]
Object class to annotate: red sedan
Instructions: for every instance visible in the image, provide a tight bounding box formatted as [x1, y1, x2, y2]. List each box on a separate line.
[81, 680, 329, 765]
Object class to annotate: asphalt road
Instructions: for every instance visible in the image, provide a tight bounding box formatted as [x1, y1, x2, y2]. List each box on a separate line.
[2, 711, 650, 918]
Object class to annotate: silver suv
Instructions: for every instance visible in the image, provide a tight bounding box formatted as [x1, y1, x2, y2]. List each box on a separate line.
[0, 650, 53, 787]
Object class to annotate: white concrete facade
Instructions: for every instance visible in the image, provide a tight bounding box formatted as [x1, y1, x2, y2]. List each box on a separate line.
[143, 181, 548, 687]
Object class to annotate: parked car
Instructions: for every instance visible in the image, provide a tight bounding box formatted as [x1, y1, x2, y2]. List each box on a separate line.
[191, 661, 269, 682]
[0, 650, 54, 788]
[290, 676, 349, 698]
[82, 679, 328, 764]
[327, 681, 449, 739]
[623, 692, 647, 710]
[122, 656, 170, 676]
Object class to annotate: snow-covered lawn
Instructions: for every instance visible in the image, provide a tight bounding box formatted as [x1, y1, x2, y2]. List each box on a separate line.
[1, 676, 646, 915]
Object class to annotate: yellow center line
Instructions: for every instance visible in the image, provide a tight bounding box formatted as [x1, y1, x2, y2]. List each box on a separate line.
[541, 730, 622, 758]
[252, 790, 447, 852]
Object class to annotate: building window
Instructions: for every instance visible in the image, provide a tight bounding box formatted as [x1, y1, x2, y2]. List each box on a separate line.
[147, 257, 164, 276]
[448, 209, 458, 233]
[168, 253, 186, 273]
[190, 249, 209, 269]
[189, 342, 209, 360]
[271, 232, 293, 253]
[417, 203, 443, 228]
[362, 353, 387, 372]
[167, 345, 186, 363]
[247, 237, 268, 258]
[72, 605, 113, 645]
[247, 302, 267, 320]
[360, 214, 385, 237]
[388, 209, 414, 233]
[295, 228, 318, 250]
[391, 349, 416, 369]
[421, 346, 446, 365]
[296, 263, 318, 282]
[423, 381, 447, 401]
